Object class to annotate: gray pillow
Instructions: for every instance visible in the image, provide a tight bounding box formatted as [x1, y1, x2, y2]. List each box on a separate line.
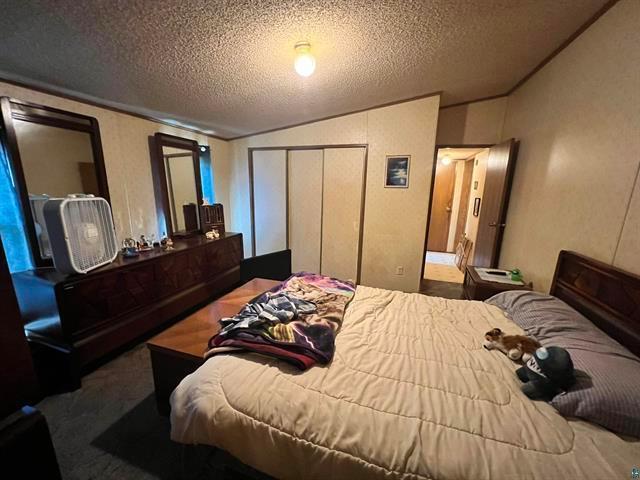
[486, 290, 640, 438]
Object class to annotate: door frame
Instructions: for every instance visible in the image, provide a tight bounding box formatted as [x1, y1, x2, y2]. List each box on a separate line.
[248, 144, 368, 283]
[420, 143, 493, 282]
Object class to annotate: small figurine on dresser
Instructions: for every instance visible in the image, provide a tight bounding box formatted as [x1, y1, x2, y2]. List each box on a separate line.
[160, 234, 174, 251]
[138, 234, 153, 251]
[122, 237, 139, 258]
[205, 227, 220, 240]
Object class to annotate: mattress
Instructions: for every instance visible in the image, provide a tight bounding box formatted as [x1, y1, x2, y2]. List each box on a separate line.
[170, 286, 640, 479]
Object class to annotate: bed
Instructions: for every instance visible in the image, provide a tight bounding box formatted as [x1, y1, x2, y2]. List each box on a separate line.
[170, 251, 640, 479]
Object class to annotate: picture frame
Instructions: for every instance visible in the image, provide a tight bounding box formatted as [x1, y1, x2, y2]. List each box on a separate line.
[473, 197, 481, 217]
[384, 155, 410, 188]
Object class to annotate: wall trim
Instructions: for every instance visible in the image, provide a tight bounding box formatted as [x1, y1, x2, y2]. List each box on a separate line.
[439, 94, 508, 110]
[506, 0, 620, 95]
[234, 0, 618, 139]
[0, 75, 228, 141]
[438, 1, 620, 110]
[228, 92, 442, 141]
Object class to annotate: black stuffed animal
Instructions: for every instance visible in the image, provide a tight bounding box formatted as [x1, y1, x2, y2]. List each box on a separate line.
[516, 346, 575, 401]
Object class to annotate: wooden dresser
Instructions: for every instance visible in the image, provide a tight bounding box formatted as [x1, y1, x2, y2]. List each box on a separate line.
[0, 237, 39, 416]
[12, 232, 243, 390]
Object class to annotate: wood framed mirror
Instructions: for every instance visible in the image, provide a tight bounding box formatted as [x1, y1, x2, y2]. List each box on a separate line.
[151, 133, 203, 237]
[0, 97, 110, 268]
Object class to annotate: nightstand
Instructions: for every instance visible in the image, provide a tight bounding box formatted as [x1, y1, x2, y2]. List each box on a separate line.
[463, 266, 532, 301]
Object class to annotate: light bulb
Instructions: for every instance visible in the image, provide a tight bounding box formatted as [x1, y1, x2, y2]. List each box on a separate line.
[294, 41, 316, 77]
[441, 155, 452, 165]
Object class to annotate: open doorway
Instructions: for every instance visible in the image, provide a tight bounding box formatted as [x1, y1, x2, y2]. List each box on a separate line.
[421, 140, 520, 297]
[423, 146, 490, 286]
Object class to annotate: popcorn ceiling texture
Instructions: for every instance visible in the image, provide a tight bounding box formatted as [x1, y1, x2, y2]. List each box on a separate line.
[0, 0, 607, 137]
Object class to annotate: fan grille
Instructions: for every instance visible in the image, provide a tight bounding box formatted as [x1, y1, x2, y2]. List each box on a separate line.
[62, 199, 117, 273]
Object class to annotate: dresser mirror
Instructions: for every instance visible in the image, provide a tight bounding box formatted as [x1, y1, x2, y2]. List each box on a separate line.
[151, 133, 203, 237]
[0, 97, 109, 267]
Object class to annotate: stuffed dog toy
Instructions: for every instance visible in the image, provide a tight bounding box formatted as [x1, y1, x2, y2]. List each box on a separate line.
[484, 327, 540, 362]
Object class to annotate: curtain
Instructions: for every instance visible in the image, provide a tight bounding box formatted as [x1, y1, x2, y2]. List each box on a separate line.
[199, 145, 215, 205]
[0, 134, 33, 272]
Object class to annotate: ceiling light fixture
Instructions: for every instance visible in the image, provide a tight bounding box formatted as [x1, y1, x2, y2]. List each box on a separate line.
[441, 155, 452, 165]
[294, 41, 316, 77]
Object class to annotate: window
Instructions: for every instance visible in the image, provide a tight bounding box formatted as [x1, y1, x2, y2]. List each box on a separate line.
[199, 145, 215, 205]
[0, 134, 33, 273]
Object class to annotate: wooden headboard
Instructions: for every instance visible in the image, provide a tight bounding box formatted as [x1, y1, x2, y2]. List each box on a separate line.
[550, 250, 640, 357]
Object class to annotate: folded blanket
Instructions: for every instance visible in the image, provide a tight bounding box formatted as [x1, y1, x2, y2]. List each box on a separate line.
[205, 273, 356, 369]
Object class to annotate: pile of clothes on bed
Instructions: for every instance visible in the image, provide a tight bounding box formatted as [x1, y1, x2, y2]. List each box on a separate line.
[205, 273, 356, 369]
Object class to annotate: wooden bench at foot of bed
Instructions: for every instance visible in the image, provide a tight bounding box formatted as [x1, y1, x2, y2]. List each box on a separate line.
[147, 278, 280, 415]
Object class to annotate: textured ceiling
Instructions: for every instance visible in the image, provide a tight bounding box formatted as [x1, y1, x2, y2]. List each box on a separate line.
[0, 0, 609, 138]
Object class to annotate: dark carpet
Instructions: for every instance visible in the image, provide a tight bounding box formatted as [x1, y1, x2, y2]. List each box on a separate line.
[35, 343, 262, 480]
[420, 278, 464, 299]
[36, 343, 271, 480]
[37, 344, 184, 479]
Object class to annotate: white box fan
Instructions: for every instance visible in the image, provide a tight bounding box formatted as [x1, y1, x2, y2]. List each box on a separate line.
[43, 195, 118, 274]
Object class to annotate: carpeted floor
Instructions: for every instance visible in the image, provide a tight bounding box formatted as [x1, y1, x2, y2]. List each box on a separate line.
[36, 343, 268, 480]
[37, 344, 183, 480]
[420, 279, 464, 299]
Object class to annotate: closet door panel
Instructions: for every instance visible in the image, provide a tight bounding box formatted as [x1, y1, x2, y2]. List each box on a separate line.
[288, 150, 323, 273]
[321, 148, 365, 281]
[253, 150, 287, 256]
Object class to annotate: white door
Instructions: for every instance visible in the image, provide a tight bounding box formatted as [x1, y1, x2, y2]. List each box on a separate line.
[321, 148, 366, 281]
[253, 150, 287, 256]
[288, 149, 323, 273]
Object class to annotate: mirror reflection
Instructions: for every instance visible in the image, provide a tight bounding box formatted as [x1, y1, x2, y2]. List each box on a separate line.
[13, 119, 98, 258]
[162, 146, 199, 233]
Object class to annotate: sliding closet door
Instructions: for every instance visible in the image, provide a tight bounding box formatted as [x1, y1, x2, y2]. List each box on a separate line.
[252, 150, 287, 256]
[321, 148, 365, 281]
[288, 150, 323, 273]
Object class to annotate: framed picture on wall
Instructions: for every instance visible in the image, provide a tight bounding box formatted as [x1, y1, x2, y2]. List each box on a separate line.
[384, 155, 410, 188]
[473, 197, 481, 217]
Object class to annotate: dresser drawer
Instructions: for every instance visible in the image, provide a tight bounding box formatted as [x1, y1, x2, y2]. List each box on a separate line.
[60, 263, 157, 338]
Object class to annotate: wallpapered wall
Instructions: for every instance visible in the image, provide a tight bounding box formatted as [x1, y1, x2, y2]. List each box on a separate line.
[499, 0, 640, 292]
[436, 97, 507, 146]
[229, 95, 440, 292]
[0, 80, 229, 244]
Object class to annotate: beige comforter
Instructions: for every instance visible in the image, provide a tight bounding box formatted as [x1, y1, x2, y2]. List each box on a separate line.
[170, 286, 640, 479]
